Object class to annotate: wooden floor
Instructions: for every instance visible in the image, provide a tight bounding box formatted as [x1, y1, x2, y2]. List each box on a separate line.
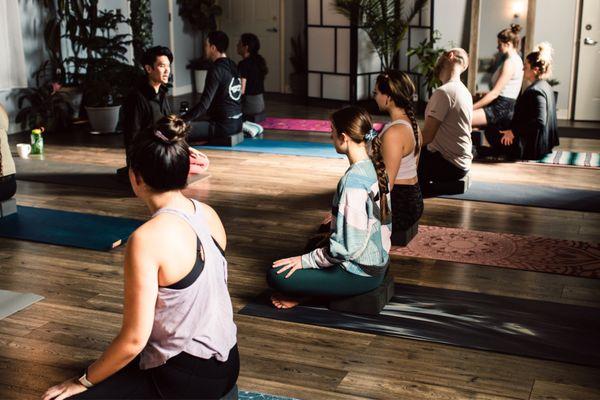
[1, 96, 600, 399]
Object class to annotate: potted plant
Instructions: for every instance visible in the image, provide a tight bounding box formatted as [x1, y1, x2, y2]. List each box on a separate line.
[60, 1, 140, 133]
[407, 30, 444, 113]
[334, 0, 428, 70]
[178, 0, 222, 93]
[289, 34, 307, 97]
[15, 81, 73, 133]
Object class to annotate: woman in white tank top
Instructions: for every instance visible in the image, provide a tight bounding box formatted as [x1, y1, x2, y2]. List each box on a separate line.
[372, 71, 424, 245]
[473, 24, 524, 131]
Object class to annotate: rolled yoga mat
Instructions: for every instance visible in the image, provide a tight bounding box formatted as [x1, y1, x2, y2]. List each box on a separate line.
[441, 181, 600, 212]
[0, 206, 143, 251]
[196, 139, 345, 159]
[390, 225, 600, 278]
[0, 290, 44, 321]
[240, 284, 600, 367]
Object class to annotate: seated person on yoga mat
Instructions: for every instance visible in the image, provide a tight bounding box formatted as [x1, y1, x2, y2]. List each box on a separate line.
[419, 48, 473, 193]
[237, 33, 267, 137]
[267, 106, 391, 309]
[42, 115, 239, 400]
[0, 104, 16, 203]
[372, 70, 424, 237]
[237, 33, 267, 117]
[121, 46, 173, 164]
[182, 31, 243, 142]
[472, 24, 523, 131]
[490, 43, 559, 160]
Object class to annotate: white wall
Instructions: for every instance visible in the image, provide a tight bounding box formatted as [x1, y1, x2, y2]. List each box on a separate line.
[0, 0, 47, 134]
[433, 0, 469, 49]
[532, 0, 577, 118]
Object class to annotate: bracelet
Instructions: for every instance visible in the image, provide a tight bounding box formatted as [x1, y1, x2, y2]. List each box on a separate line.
[78, 369, 94, 388]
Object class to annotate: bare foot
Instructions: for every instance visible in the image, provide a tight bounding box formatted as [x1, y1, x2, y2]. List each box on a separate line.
[270, 293, 301, 309]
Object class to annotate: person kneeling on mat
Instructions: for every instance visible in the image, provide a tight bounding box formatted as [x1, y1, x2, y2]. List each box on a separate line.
[182, 31, 243, 142]
[267, 106, 392, 309]
[419, 48, 473, 195]
[42, 115, 239, 400]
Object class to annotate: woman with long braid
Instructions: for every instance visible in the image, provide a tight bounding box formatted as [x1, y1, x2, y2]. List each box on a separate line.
[373, 71, 424, 244]
[267, 106, 391, 309]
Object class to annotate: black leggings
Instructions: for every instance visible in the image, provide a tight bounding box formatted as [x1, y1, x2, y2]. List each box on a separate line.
[70, 345, 239, 399]
[391, 183, 423, 231]
[417, 150, 468, 195]
[0, 174, 16, 202]
[188, 118, 242, 142]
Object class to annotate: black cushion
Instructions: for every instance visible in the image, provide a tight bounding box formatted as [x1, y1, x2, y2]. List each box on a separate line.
[328, 273, 394, 315]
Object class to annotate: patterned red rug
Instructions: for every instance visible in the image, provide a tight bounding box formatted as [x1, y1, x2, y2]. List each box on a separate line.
[260, 117, 384, 133]
[390, 225, 600, 278]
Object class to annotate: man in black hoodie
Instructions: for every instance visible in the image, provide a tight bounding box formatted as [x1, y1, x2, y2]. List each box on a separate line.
[183, 31, 243, 141]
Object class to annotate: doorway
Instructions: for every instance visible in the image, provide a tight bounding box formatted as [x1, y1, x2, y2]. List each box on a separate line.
[574, 0, 600, 121]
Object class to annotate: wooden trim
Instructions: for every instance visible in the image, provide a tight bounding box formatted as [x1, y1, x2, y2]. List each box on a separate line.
[524, 0, 536, 54]
[279, 0, 285, 93]
[467, 0, 480, 93]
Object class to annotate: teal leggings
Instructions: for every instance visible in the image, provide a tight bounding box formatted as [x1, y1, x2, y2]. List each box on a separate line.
[267, 265, 384, 297]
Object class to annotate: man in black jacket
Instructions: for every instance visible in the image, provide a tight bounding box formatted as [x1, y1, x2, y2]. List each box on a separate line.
[121, 46, 173, 164]
[183, 31, 243, 141]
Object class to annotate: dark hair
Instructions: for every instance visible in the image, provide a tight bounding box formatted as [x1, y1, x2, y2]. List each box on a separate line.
[128, 115, 190, 192]
[208, 31, 229, 53]
[375, 70, 420, 155]
[240, 33, 268, 77]
[526, 42, 553, 79]
[330, 106, 389, 222]
[141, 46, 173, 71]
[497, 24, 522, 49]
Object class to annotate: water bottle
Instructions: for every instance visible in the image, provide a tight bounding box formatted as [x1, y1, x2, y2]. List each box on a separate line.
[30, 128, 44, 155]
[179, 101, 189, 115]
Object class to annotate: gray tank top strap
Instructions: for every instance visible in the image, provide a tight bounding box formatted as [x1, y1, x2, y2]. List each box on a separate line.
[152, 200, 213, 249]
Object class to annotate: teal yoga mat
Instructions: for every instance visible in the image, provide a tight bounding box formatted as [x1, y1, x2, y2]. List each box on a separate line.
[196, 139, 344, 159]
[0, 206, 143, 251]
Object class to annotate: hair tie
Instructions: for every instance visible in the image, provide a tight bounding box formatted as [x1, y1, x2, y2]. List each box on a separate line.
[154, 130, 170, 143]
[365, 128, 378, 141]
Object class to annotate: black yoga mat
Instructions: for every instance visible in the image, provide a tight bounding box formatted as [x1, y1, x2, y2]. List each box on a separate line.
[15, 158, 130, 191]
[0, 206, 143, 251]
[441, 181, 600, 212]
[240, 284, 600, 367]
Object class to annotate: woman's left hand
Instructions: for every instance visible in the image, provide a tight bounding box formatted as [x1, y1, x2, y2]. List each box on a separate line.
[272, 256, 303, 279]
[42, 378, 87, 400]
[500, 130, 514, 146]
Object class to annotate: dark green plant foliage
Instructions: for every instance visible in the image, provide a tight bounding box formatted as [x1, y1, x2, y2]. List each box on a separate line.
[177, 0, 222, 33]
[178, 0, 222, 70]
[15, 84, 73, 132]
[130, 0, 154, 67]
[290, 34, 307, 74]
[334, 0, 428, 70]
[407, 30, 444, 93]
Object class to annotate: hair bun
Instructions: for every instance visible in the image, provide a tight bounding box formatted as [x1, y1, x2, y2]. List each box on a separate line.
[510, 23, 522, 33]
[536, 41, 553, 63]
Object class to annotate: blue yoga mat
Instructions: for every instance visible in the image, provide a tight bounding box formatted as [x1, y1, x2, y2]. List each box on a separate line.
[196, 139, 344, 159]
[0, 206, 143, 251]
[442, 181, 600, 212]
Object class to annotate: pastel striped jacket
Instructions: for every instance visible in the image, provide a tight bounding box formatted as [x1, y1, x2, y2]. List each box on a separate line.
[301, 159, 392, 276]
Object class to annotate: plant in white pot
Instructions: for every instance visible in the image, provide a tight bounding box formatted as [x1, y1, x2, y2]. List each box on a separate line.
[178, 0, 222, 93]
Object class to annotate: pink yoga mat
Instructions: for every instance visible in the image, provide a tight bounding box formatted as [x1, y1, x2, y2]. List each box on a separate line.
[260, 117, 384, 133]
[391, 225, 600, 278]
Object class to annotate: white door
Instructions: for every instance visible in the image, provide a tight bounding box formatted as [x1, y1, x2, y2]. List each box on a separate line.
[219, 0, 281, 92]
[574, 0, 600, 120]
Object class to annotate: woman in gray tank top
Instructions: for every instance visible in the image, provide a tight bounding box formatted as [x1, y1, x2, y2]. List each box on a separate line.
[42, 116, 239, 400]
